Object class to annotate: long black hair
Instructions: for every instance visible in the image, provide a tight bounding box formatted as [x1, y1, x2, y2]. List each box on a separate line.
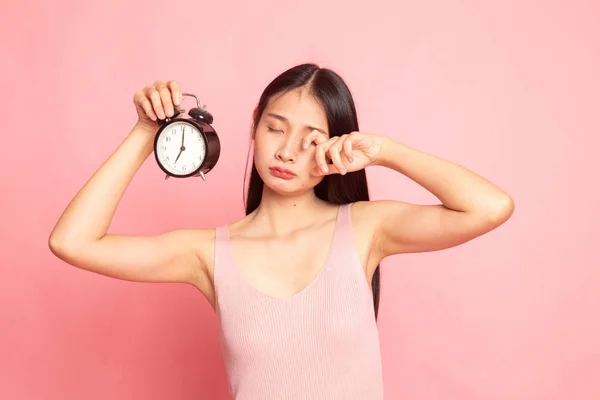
[243, 63, 381, 319]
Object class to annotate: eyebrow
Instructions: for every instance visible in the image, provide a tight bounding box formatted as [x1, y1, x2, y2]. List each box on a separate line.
[266, 113, 328, 136]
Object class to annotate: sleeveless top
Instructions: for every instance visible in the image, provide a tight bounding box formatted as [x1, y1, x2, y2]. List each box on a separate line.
[213, 203, 384, 399]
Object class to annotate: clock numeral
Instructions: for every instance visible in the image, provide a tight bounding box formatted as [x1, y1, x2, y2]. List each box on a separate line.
[161, 145, 166, 151]
[165, 136, 171, 142]
[182, 166, 187, 171]
[165, 156, 170, 161]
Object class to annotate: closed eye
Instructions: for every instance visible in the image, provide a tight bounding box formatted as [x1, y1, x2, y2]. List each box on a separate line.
[267, 126, 283, 133]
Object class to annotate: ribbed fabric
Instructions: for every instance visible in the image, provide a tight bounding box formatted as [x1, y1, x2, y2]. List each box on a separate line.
[213, 203, 384, 400]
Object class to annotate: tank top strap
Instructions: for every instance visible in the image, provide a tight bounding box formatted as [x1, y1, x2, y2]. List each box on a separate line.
[213, 225, 236, 300]
[335, 203, 354, 240]
[214, 225, 229, 243]
[329, 203, 355, 255]
[337, 203, 353, 229]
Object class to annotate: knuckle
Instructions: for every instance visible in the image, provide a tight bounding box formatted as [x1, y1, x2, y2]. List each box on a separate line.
[148, 90, 159, 103]
[133, 91, 143, 102]
[156, 87, 169, 97]
[150, 91, 161, 102]
[158, 86, 170, 96]
[160, 90, 173, 104]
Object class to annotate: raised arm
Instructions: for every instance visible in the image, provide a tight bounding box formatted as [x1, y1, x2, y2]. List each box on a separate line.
[48, 81, 214, 299]
[306, 131, 514, 273]
[363, 137, 514, 260]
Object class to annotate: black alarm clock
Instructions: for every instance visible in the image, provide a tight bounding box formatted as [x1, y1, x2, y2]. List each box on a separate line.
[153, 93, 220, 180]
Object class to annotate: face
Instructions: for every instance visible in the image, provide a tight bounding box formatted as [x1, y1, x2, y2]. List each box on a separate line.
[253, 88, 329, 196]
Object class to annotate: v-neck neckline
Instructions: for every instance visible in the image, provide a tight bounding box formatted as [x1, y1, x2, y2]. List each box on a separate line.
[223, 205, 343, 302]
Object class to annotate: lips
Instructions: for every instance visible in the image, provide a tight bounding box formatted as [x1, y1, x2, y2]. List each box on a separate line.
[269, 166, 296, 180]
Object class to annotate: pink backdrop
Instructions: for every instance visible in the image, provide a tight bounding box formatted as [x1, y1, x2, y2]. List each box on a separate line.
[1, 1, 599, 399]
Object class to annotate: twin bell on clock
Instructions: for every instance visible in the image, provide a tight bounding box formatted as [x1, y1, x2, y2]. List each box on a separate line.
[153, 93, 221, 181]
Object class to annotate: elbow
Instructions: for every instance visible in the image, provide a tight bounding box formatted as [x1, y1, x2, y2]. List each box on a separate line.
[487, 194, 515, 225]
[48, 234, 68, 258]
[48, 234, 81, 260]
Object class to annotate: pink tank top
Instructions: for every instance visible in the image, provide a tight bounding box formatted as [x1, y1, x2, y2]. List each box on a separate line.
[213, 203, 384, 399]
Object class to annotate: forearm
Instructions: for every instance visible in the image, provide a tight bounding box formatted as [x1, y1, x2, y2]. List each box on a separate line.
[375, 137, 513, 215]
[49, 124, 155, 248]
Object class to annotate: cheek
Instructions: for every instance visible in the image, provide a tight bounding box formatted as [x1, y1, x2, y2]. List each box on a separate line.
[302, 147, 320, 169]
[308, 147, 319, 164]
[253, 135, 273, 165]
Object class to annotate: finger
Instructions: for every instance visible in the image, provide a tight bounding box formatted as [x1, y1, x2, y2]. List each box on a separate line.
[328, 143, 346, 175]
[342, 137, 354, 163]
[155, 80, 175, 117]
[168, 80, 182, 106]
[134, 91, 157, 121]
[303, 129, 328, 149]
[311, 163, 343, 176]
[145, 86, 165, 120]
[315, 138, 336, 173]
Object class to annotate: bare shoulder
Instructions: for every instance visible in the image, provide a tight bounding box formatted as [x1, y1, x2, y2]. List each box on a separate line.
[348, 201, 378, 232]
[349, 200, 402, 232]
[348, 200, 416, 273]
[350, 199, 410, 219]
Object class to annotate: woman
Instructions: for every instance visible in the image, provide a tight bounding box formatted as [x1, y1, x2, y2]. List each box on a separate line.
[49, 63, 514, 399]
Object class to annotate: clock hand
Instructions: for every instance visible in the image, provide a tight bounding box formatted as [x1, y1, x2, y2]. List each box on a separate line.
[175, 127, 186, 163]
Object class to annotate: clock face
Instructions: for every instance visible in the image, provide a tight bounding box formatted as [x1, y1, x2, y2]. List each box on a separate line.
[156, 121, 206, 176]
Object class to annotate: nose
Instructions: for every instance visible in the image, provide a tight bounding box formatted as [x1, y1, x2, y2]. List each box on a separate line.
[275, 135, 299, 163]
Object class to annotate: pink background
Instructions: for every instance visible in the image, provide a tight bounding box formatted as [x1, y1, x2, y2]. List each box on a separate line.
[1, 1, 599, 399]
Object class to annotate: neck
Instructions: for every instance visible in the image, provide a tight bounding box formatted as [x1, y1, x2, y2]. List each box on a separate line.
[250, 186, 330, 236]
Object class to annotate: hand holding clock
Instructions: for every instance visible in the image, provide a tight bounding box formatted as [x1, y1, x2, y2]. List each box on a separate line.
[131, 79, 220, 180]
[133, 80, 183, 134]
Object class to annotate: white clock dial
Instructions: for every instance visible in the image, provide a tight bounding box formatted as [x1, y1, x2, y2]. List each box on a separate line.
[156, 122, 206, 176]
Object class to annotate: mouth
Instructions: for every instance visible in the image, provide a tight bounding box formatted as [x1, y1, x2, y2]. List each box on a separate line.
[269, 166, 296, 180]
